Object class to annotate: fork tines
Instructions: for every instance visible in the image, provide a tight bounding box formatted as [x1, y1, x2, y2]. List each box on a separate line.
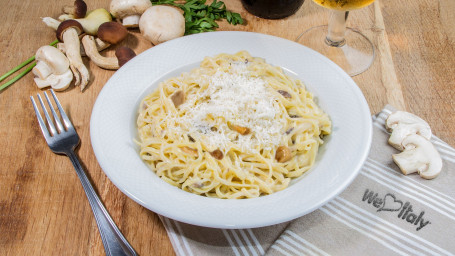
[30, 89, 72, 138]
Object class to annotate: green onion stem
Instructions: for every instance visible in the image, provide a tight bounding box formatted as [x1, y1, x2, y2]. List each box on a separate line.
[0, 39, 59, 92]
[0, 55, 36, 82]
[0, 63, 37, 91]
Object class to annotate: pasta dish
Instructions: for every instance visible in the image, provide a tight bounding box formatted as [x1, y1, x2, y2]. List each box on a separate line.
[136, 51, 331, 199]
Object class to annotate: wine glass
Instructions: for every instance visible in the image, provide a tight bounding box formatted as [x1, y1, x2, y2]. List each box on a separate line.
[296, 0, 376, 76]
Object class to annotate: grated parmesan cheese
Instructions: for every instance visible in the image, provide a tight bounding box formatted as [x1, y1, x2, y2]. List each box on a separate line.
[167, 62, 286, 153]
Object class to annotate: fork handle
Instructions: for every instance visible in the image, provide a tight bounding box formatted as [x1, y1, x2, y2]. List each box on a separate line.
[67, 151, 137, 256]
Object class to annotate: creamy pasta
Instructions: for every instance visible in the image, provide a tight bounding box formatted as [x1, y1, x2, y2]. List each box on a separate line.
[137, 51, 331, 199]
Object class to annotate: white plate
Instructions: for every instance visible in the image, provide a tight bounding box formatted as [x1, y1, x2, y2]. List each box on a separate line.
[90, 31, 372, 229]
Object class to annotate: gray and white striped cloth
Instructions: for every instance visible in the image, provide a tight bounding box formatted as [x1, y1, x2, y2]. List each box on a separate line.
[160, 106, 455, 255]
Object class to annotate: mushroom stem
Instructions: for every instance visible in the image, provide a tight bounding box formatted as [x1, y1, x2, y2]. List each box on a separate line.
[42, 17, 61, 30]
[63, 29, 89, 90]
[81, 35, 119, 69]
[59, 14, 75, 21]
[57, 38, 111, 57]
[122, 15, 141, 27]
[33, 61, 52, 80]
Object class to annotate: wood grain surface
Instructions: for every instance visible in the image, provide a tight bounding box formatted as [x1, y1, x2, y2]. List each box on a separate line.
[1, 0, 454, 255]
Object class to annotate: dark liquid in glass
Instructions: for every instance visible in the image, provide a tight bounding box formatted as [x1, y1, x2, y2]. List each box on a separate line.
[241, 0, 305, 19]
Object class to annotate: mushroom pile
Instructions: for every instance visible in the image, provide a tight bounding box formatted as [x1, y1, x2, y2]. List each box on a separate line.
[385, 111, 442, 179]
[35, 0, 190, 92]
[109, 0, 185, 45]
[37, 0, 137, 91]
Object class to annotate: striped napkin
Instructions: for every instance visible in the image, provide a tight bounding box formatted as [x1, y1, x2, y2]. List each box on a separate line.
[159, 106, 455, 255]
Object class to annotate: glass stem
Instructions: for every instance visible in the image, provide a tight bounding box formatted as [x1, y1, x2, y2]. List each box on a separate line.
[326, 10, 349, 47]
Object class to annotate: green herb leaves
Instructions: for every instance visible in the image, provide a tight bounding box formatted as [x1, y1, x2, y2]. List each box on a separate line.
[151, 0, 244, 35]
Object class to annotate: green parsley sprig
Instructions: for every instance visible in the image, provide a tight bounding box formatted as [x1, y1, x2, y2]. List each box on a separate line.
[151, 0, 244, 35]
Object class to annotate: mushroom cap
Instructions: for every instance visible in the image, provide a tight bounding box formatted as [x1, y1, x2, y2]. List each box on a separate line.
[97, 21, 129, 44]
[33, 45, 70, 77]
[139, 6, 185, 45]
[115, 46, 136, 67]
[73, 0, 87, 18]
[386, 111, 432, 151]
[110, 0, 152, 19]
[56, 20, 84, 41]
[63, 0, 88, 19]
[392, 134, 442, 179]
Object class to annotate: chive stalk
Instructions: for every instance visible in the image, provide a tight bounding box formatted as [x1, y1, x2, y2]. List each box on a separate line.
[0, 39, 59, 92]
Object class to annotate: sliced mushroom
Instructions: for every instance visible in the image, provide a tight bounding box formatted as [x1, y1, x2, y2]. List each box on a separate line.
[386, 111, 432, 151]
[278, 90, 292, 98]
[32, 45, 73, 91]
[139, 6, 185, 45]
[171, 90, 184, 108]
[392, 134, 442, 179]
[62, 0, 87, 18]
[227, 122, 250, 135]
[275, 146, 292, 163]
[210, 149, 224, 160]
[180, 146, 198, 157]
[110, 0, 152, 28]
[56, 20, 90, 91]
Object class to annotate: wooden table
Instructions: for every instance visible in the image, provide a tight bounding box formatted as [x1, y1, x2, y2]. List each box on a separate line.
[1, 0, 454, 255]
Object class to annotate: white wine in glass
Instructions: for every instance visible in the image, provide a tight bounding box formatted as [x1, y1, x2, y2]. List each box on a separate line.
[297, 0, 376, 76]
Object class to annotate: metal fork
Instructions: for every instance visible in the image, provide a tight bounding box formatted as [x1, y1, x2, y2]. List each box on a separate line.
[31, 90, 137, 256]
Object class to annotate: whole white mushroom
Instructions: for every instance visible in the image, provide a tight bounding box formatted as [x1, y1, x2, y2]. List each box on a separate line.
[139, 6, 185, 45]
[32, 45, 73, 91]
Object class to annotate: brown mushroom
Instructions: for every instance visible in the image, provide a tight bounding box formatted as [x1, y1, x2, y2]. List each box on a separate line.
[62, 0, 87, 19]
[97, 22, 129, 44]
[275, 146, 292, 163]
[81, 22, 134, 70]
[115, 47, 136, 67]
[210, 149, 224, 160]
[56, 20, 90, 90]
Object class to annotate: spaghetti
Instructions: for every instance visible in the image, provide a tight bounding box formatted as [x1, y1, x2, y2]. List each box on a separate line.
[137, 51, 331, 199]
